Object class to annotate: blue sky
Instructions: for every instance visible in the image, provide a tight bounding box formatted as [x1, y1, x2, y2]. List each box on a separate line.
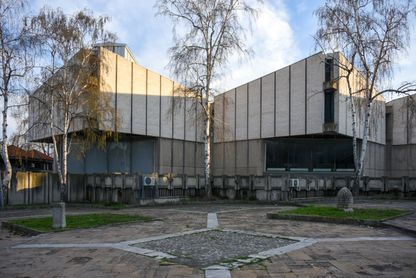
[5, 0, 415, 135]
[29, 0, 415, 92]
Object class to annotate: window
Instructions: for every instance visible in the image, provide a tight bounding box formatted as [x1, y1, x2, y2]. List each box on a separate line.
[324, 90, 334, 123]
[266, 138, 354, 172]
[325, 58, 333, 82]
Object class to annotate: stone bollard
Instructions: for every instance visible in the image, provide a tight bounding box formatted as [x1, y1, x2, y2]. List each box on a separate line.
[337, 187, 354, 212]
[52, 202, 66, 229]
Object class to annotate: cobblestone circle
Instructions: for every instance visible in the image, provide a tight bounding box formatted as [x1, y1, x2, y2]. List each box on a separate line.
[133, 229, 295, 268]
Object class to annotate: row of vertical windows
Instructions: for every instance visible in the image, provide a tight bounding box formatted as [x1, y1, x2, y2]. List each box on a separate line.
[266, 138, 354, 172]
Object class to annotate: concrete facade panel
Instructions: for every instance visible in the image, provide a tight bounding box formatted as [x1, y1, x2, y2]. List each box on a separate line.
[146, 71, 160, 136]
[388, 144, 416, 176]
[390, 97, 410, 145]
[116, 58, 132, 133]
[223, 142, 235, 175]
[160, 76, 173, 138]
[306, 53, 324, 134]
[108, 141, 130, 173]
[236, 141, 248, 175]
[158, 138, 172, 174]
[84, 145, 107, 174]
[248, 140, 263, 175]
[214, 94, 224, 142]
[248, 79, 261, 139]
[196, 104, 205, 142]
[184, 141, 196, 175]
[261, 73, 275, 138]
[275, 67, 290, 137]
[100, 50, 117, 131]
[185, 98, 197, 141]
[290, 60, 306, 135]
[236, 85, 248, 140]
[195, 143, 204, 175]
[212, 143, 224, 175]
[172, 140, 184, 174]
[224, 91, 236, 141]
[173, 96, 185, 140]
[131, 139, 155, 174]
[131, 63, 147, 135]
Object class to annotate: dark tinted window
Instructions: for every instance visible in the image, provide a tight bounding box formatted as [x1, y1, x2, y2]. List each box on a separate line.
[266, 138, 354, 172]
[324, 91, 334, 123]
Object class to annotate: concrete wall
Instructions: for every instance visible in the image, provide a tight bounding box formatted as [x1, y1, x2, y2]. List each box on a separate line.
[387, 96, 416, 145]
[68, 138, 156, 174]
[101, 48, 204, 142]
[29, 47, 204, 143]
[362, 141, 385, 177]
[5, 170, 416, 205]
[385, 96, 416, 176]
[212, 139, 264, 176]
[7, 171, 84, 205]
[214, 53, 326, 143]
[157, 138, 204, 176]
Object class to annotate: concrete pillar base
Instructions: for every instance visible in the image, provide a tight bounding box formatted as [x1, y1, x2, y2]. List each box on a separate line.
[52, 202, 66, 229]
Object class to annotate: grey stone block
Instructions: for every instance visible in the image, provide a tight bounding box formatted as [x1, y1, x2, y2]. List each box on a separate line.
[52, 202, 66, 229]
[337, 187, 353, 212]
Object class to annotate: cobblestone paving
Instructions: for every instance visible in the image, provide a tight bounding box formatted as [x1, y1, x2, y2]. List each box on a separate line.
[0, 201, 415, 277]
[133, 230, 295, 268]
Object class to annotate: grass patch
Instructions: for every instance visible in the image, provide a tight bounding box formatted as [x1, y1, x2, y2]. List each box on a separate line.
[9, 213, 155, 233]
[278, 206, 409, 221]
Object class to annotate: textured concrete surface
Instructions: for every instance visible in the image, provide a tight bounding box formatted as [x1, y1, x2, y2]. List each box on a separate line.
[1, 201, 415, 277]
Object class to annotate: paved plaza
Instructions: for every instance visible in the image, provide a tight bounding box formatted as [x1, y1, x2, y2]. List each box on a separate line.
[0, 200, 415, 277]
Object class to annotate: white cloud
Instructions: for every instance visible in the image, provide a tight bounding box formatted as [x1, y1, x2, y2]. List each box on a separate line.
[215, 0, 300, 92]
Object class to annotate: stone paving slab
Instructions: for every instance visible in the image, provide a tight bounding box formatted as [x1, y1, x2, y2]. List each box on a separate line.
[384, 213, 416, 235]
[6, 208, 206, 245]
[0, 202, 415, 277]
[243, 239, 416, 277]
[218, 208, 406, 238]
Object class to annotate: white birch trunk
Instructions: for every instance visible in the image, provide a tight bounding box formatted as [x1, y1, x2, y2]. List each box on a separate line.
[358, 101, 372, 176]
[61, 132, 68, 202]
[204, 101, 212, 198]
[1, 93, 12, 207]
[349, 95, 360, 193]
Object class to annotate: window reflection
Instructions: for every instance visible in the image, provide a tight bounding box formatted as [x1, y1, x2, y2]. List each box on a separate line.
[266, 137, 354, 172]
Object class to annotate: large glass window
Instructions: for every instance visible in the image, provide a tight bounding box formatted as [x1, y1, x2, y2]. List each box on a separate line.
[266, 138, 354, 172]
[324, 90, 334, 123]
[325, 58, 333, 82]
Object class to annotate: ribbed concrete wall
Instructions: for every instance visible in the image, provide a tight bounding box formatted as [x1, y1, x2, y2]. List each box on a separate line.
[212, 139, 264, 176]
[362, 141, 385, 177]
[68, 139, 155, 174]
[214, 53, 327, 143]
[30, 48, 204, 143]
[158, 138, 204, 176]
[385, 96, 416, 176]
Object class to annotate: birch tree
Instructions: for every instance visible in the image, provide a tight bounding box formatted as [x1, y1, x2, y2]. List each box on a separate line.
[156, 0, 259, 198]
[315, 0, 416, 193]
[29, 8, 116, 202]
[0, 0, 33, 207]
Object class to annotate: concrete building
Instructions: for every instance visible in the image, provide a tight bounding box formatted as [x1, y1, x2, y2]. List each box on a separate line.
[385, 96, 416, 177]
[213, 52, 386, 177]
[29, 44, 415, 178]
[29, 44, 205, 176]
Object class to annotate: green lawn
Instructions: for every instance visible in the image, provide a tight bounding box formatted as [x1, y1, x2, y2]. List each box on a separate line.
[278, 206, 409, 221]
[9, 213, 155, 232]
